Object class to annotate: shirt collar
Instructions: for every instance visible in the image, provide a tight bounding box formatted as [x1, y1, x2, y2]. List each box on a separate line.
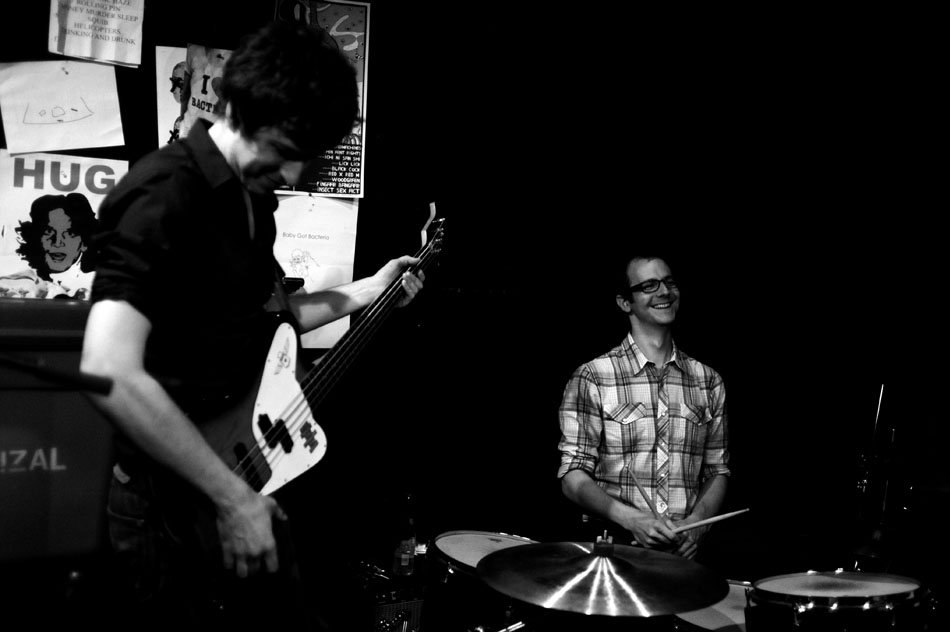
[184, 118, 238, 190]
[623, 332, 689, 376]
[184, 118, 278, 214]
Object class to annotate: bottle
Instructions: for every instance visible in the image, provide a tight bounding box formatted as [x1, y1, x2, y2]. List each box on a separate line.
[392, 492, 416, 576]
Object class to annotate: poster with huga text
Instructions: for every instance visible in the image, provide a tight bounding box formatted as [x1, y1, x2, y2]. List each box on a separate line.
[0, 150, 127, 299]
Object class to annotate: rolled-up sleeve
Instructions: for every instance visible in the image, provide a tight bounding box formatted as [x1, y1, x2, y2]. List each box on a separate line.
[558, 365, 603, 479]
[701, 373, 730, 480]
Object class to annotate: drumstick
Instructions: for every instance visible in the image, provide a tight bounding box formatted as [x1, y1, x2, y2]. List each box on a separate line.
[625, 464, 661, 518]
[672, 508, 750, 534]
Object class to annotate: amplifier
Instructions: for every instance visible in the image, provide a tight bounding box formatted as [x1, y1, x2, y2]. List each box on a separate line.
[0, 350, 114, 562]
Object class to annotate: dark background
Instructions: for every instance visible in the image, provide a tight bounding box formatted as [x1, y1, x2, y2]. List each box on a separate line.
[2, 1, 945, 628]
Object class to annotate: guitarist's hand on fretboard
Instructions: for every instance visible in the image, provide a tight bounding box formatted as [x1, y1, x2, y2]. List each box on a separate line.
[375, 255, 425, 308]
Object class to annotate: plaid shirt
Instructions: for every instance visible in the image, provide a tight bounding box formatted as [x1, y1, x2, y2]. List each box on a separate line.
[558, 333, 729, 520]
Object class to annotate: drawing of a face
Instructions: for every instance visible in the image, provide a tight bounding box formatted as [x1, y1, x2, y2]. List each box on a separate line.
[41, 208, 87, 273]
[169, 61, 188, 103]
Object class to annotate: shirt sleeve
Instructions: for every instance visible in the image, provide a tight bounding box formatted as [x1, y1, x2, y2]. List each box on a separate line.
[90, 169, 185, 321]
[701, 372, 730, 480]
[557, 364, 604, 479]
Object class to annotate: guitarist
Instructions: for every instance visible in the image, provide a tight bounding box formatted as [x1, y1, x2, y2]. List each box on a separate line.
[80, 21, 424, 630]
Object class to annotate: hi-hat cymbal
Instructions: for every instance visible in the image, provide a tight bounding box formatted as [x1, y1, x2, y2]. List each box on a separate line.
[476, 541, 728, 618]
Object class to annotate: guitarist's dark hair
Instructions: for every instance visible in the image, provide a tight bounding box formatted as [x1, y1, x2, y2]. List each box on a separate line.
[219, 20, 361, 157]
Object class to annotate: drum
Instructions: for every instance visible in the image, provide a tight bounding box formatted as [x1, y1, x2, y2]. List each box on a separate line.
[745, 571, 932, 631]
[674, 580, 750, 631]
[425, 530, 536, 631]
[432, 530, 537, 575]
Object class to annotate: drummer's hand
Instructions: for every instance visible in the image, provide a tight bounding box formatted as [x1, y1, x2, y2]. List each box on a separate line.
[629, 514, 679, 549]
[673, 530, 700, 559]
[671, 520, 710, 559]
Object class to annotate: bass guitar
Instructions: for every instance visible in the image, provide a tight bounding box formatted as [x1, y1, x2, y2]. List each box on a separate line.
[197, 214, 445, 497]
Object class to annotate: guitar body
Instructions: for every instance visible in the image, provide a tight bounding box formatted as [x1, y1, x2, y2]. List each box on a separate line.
[136, 314, 322, 620]
[198, 312, 328, 496]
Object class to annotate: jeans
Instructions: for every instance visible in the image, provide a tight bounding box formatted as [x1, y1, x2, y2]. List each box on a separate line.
[107, 463, 321, 629]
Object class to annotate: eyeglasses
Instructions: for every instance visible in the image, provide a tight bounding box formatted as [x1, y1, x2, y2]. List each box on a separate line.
[628, 277, 678, 295]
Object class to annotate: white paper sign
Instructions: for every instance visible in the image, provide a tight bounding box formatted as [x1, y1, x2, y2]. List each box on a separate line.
[0, 60, 124, 154]
[273, 195, 359, 348]
[48, 0, 145, 67]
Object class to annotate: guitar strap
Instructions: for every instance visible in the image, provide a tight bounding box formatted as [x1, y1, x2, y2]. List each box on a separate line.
[267, 262, 293, 313]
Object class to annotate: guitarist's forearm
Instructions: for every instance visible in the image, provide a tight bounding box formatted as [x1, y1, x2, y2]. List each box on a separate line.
[92, 365, 253, 507]
[289, 277, 382, 332]
[289, 255, 422, 333]
[82, 300, 253, 507]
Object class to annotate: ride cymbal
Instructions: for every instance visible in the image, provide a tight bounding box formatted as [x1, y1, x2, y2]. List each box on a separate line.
[476, 540, 727, 618]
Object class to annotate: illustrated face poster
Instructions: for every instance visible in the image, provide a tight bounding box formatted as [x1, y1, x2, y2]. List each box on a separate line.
[0, 60, 124, 154]
[272, 194, 358, 348]
[48, 0, 145, 67]
[155, 46, 188, 146]
[0, 150, 128, 300]
[273, 0, 369, 198]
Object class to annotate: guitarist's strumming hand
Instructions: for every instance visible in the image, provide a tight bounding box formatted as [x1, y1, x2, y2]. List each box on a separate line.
[216, 485, 288, 578]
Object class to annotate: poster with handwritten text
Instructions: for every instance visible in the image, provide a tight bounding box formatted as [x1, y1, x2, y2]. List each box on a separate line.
[0, 60, 124, 154]
[48, 0, 145, 67]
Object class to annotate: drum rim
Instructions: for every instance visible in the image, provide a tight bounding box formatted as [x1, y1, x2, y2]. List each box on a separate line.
[750, 571, 927, 608]
[430, 530, 538, 575]
[432, 529, 537, 543]
[674, 579, 751, 626]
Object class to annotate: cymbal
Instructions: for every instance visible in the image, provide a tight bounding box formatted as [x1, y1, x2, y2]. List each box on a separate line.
[476, 541, 728, 618]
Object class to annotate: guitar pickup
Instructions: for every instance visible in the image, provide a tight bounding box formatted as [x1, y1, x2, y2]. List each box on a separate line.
[256, 414, 294, 453]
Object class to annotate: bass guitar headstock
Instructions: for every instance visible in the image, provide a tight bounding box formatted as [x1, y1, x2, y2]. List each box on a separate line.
[417, 202, 445, 262]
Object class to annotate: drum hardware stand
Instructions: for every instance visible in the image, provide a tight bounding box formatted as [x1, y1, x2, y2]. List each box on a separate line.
[466, 622, 526, 632]
[852, 384, 913, 573]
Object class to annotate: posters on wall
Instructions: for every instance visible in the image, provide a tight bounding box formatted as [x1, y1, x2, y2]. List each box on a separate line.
[273, 194, 358, 348]
[166, 1, 368, 195]
[155, 46, 188, 147]
[177, 44, 231, 141]
[47, 0, 145, 67]
[0, 60, 124, 154]
[0, 150, 128, 299]
[275, 0, 369, 198]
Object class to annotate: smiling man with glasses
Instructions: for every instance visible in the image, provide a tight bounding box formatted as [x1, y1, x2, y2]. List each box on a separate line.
[558, 254, 730, 560]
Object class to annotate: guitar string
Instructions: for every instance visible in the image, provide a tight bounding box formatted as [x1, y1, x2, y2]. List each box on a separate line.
[231, 230, 442, 488]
